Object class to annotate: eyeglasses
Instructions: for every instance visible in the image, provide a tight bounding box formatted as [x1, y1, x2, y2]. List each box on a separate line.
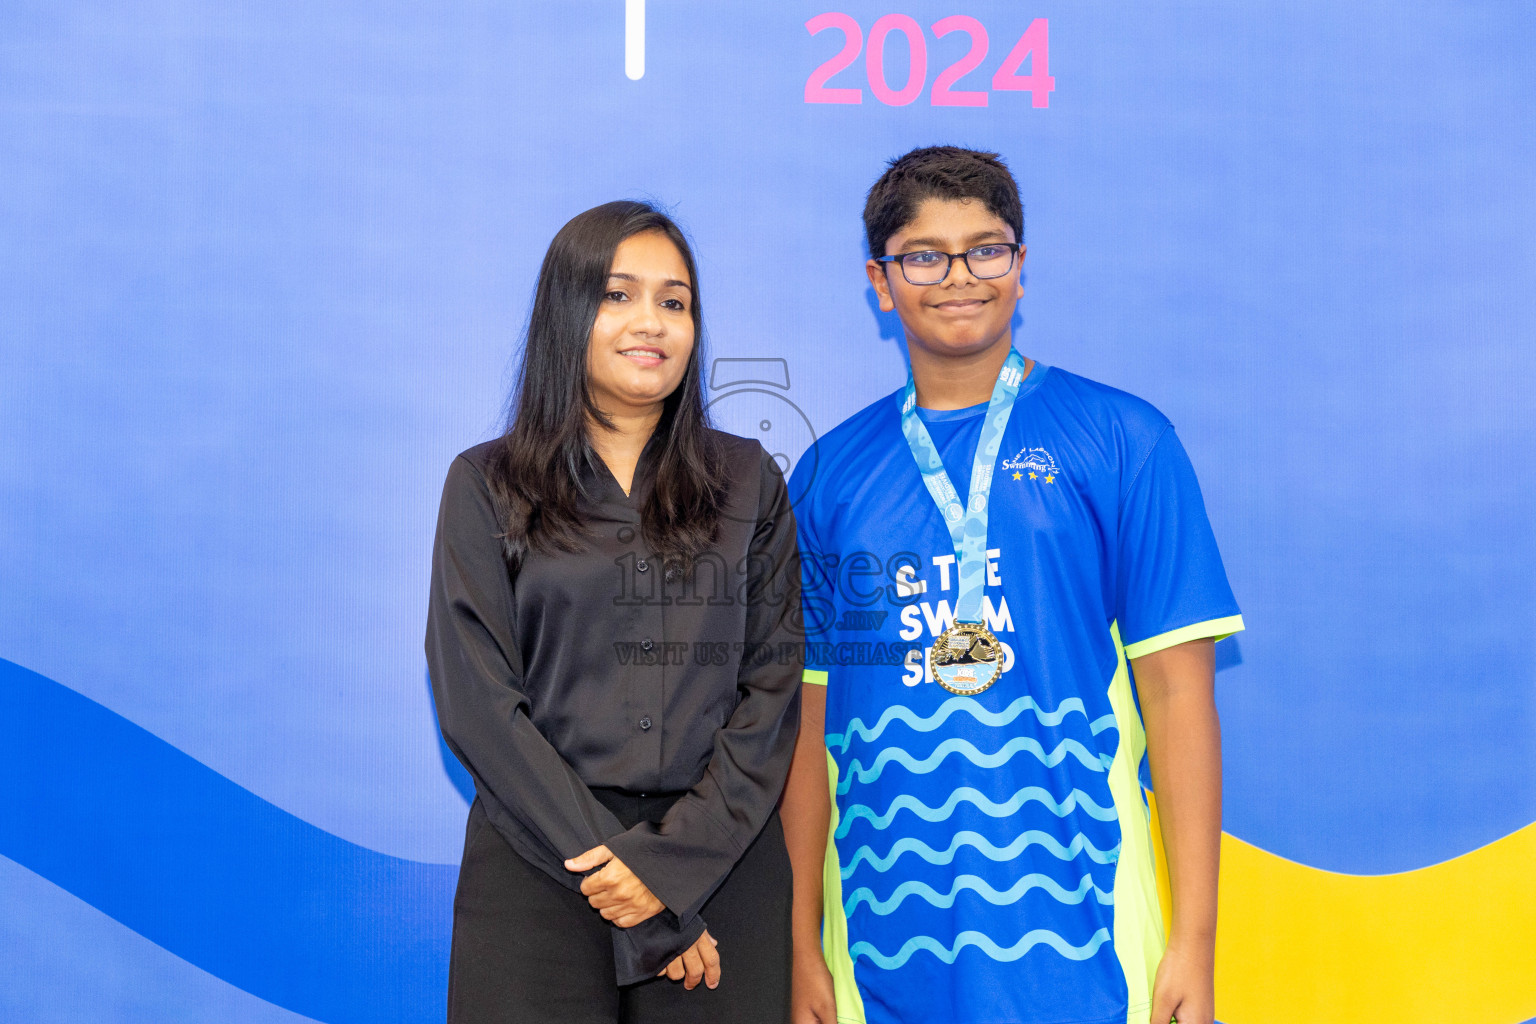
[874, 243, 1021, 286]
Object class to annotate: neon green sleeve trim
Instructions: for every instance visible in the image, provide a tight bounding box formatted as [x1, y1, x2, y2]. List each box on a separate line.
[803, 669, 829, 686]
[1123, 614, 1245, 661]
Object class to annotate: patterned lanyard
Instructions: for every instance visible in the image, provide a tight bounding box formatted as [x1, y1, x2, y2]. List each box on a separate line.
[898, 349, 1025, 626]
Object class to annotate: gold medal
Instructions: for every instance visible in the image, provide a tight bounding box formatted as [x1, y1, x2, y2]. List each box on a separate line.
[929, 621, 1003, 695]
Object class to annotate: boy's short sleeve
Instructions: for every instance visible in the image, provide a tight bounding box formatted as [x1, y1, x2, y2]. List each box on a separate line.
[792, 459, 833, 687]
[1115, 424, 1244, 660]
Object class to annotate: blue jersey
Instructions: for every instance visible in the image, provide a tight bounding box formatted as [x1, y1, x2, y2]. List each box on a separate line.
[791, 362, 1242, 1024]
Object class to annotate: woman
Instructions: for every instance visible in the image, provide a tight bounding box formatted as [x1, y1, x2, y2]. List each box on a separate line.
[426, 200, 801, 1024]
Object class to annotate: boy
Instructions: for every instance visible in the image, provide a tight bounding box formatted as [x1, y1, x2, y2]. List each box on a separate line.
[781, 147, 1242, 1024]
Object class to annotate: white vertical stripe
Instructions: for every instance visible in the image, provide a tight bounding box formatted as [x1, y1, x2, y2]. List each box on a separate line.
[624, 0, 645, 80]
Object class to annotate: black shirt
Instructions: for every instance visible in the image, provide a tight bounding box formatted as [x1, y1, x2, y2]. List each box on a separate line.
[425, 432, 802, 984]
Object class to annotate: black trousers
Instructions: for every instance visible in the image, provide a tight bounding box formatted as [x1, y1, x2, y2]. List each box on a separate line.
[447, 790, 791, 1024]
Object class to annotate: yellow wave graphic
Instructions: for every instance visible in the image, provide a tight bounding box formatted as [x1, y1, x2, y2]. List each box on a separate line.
[1149, 803, 1536, 1023]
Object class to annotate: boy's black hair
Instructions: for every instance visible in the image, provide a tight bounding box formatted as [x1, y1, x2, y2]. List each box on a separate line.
[863, 146, 1024, 258]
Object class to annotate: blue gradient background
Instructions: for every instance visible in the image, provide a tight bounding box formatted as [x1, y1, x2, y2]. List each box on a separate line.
[2, 1, 1532, 1020]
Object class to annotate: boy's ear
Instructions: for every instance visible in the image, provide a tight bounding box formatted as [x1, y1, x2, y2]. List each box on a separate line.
[866, 259, 897, 312]
[1013, 245, 1027, 301]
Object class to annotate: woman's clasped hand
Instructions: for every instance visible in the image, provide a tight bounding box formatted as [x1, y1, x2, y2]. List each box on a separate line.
[659, 930, 720, 991]
[565, 845, 665, 927]
[565, 845, 722, 988]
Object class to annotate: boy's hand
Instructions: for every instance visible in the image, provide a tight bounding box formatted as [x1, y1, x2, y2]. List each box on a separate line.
[791, 949, 837, 1023]
[565, 845, 664, 927]
[657, 929, 720, 990]
[1148, 940, 1214, 1024]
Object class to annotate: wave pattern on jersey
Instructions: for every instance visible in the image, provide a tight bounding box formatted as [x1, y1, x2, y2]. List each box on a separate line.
[836, 734, 1110, 794]
[836, 785, 1119, 837]
[845, 871, 1115, 916]
[849, 927, 1114, 970]
[835, 691, 1123, 974]
[826, 694, 1117, 754]
[841, 829, 1122, 878]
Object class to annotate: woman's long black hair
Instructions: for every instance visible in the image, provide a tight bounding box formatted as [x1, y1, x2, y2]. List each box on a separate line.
[486, 200, 728, 567]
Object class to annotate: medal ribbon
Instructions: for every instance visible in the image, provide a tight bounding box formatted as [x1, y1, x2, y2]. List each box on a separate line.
[899, 349, 1026, 625]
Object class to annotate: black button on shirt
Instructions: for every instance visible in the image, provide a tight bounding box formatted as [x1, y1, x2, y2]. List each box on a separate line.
[425, 432, 802, 984]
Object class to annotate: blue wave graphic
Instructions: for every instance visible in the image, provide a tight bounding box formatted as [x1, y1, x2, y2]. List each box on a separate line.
[837, 736, 1107, 794]
[850, 926, 1112, 969]
[0, 658, 454, 1024]
[836, 786, 1118, 838]
[842, 829, 1121, 878]
[845, 872, 1113, 916]
[826, 695, 1117, 753]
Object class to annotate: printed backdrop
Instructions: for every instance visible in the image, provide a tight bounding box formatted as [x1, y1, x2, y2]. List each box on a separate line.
[2, 2, 1533, 1022]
